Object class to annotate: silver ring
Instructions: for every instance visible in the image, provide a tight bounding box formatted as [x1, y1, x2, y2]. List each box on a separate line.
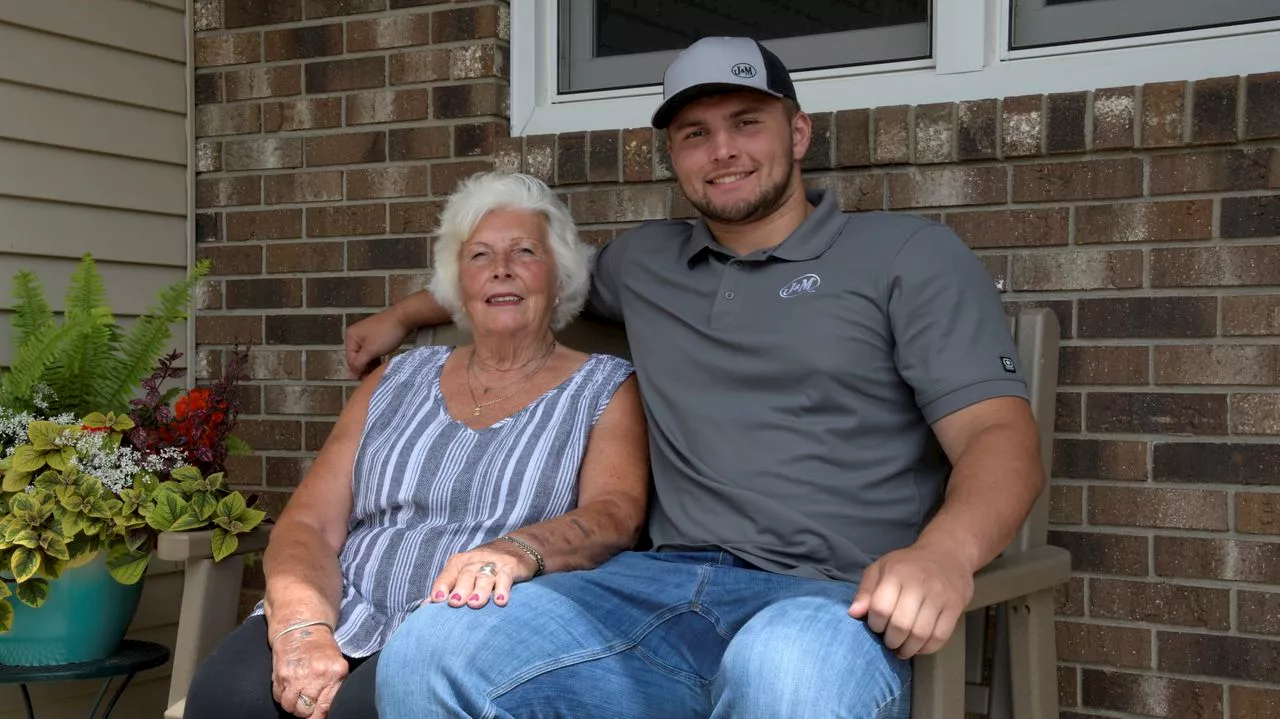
[477, 562, 498, 577]
[298, 694, 314, 710]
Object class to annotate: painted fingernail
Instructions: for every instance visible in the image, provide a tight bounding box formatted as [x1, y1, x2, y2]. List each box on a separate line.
[434, 590, 444, 600]
[495, 594, 505, 603]
[469, 594, 480, 602]
[450, 593, 462, 601]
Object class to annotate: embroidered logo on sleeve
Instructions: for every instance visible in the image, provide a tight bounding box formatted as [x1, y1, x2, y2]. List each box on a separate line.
[779, 273, 821, 298]
[1001, 356, 1017, 373]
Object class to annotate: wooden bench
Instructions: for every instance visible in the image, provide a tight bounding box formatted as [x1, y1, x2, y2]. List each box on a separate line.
[161, 307, 1068, 719]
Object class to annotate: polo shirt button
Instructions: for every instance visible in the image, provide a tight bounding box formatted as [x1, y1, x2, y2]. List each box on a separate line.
[724, 291, 735, 300]
[728, 260, 740, 269]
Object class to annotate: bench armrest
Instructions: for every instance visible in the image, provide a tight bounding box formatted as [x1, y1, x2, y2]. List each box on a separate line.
[967, 544, 1072, 611]
[157, 525, 272, 562]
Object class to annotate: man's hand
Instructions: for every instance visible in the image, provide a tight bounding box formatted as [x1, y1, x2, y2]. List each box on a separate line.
[343, 311, 411, 379]
[848, 543, 974, 660]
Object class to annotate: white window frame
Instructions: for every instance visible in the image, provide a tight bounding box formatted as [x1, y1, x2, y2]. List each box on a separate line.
[509, 0, 1280, 137]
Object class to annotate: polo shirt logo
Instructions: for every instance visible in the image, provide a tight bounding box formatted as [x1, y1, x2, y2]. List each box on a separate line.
[779, 273, 821, 298]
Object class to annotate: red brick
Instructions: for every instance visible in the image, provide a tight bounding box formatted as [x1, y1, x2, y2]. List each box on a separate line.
[1012, 159, 1143, 202]
[431, 6, 500, 43]
[1158, 632, 1280, 683]
[226, 278, 303, 309]
[1244, 71, 1280, 140]
[304, 421, 336, 451]
[570, 187, 668, 225]
[1089, 485, 1228, 530]
[1153, 246, 1280, 288]
[196, 141, 221, 173]
[305, 131, 387, 166]
[389, 201, 442, 234]
[305, 57, 385, 93]
[196, 176, 261, 208]
[346, 13, 430, 51]
[554, 132, 587, 185]
[872, 106, 910, 165]
[1056, 622, 1151, 668]
[432, 83, 501, 119]
[265, 171, 343, 205]
[265, 243, 344, 273]
[195, 279, 223, 311]
[345, 89, 430, 125]
[1223, 295, 1280, 336]
[886, 166, 1006, 208]
[306, 276, 385, 307]
[1148, 148, 1272, 194]
[305, 351, 352, 381]
[387, 126, 450, 161]
[1191, 76, 1240, 145]
[266, 314, 344, 345]
[449, 44, 500, 80]
[264, 98, 343, 132]
[1011, 250, 1143, 291]
[1059, 667, 1078, 709]
[265, 385, 345, 415]
[1056, 391, 1082, 432]
[1049, 484, 1083, 524]
[265, 456, 313, 489]
[1221, 196, 1280, 239]
[1140, 81, 1186, 147]
[455, 121, 507, 157]
[588, 131, 621, 183]
[1077, 296, 1217, 338]
[493, 136, 522, 174]
[1156, 537, 1280, 583]
[245, 349, 304, 380]
[956, 99, 997, 161]
[1232, 686, 1280, 719]
[1001, 95, 1043, 157]
[946, 208, 1068, 249]
[1239, 591, 1280, 634]
[347, 237, 430, 270]
[622, 128, 654, 182]
[1154, 345, 1280, 385]
[1052, 439, 1147, 480]
[389, 48, 450, 85]
[1090, 579, 1230, 630]
[431, 160, 492, 196]
[235, 418, 302, 451]
[224, 0, 300, 28]
[196, 213, 221, 244]
[804, 174, 884, 213]
[264, 24, 344, 61]
[1086, 391, 1225, 434]
[1081, 669, 1221, 718]
[524, 135, 556, 184]
[222, 454, 262, 487]
[305, 0, 386, 18]
[1059, 346, 1148, 385]
[225, 66, 301, 101]
[196, 104, 261, 136]
[196, 315, 263, 345]
[912, 103, 953, 164]
[1155, 443, 1280, 486]
[1092, 87, 1136, 150]
[222, 138, 302, 171]
[196, 244, 262, 276]
[388, 273, 430, 304]
[195, 73, 222, 104]
[1046, 92, 1087, 154]
[835, 108, 872, 167]
[194, 32, 261, 67]
[306, 204, 387, 237]
[1232, 394, 1280, 435]
[1075, 200, 1211, 244]
[347, 166, 430, 200]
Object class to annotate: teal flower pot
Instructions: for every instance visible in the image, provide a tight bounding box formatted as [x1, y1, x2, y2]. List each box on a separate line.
[0, 552, 144, 666]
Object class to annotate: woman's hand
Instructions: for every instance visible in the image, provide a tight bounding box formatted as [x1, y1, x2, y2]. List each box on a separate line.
[426, 542, 538, 609]
[271, 626, 349, 718]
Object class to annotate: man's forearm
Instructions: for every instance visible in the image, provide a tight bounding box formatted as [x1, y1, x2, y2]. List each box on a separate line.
[915, 422, 1045, 574]
[390, 290, 453, 330]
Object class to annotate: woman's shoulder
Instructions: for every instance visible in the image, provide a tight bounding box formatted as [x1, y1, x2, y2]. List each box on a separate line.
[384, 344, 452, 375]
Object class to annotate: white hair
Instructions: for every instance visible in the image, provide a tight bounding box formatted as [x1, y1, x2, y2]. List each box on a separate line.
[428, 172, 594, 332]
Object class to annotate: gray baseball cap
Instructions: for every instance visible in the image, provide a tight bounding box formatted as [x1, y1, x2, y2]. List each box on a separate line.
[651, 36, 798, 129]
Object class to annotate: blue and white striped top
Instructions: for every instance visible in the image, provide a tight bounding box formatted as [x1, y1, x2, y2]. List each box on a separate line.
[255, 345, 634, 657]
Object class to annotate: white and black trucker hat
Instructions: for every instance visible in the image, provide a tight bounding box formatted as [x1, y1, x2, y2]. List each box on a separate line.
[651, 36, 797, 129]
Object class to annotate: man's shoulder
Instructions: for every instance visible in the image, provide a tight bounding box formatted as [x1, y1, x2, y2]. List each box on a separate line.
[828, 210, 950, 261]
[613, 219, 696, 244]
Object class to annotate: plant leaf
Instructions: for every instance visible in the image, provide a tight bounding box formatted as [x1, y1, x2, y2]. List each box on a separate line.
[124, 528, 150, 553]
[167, 511, 205, 533]
[2, 468, 32, 493]
[42, 557, 66, 580]
[0, 580, 10, 600]
[170, 465, 203, 484]
[25, 422, 62, 450]
[14, 578, 48, 608]
[0, 598, 13, 633]
[106, 546, 149, 585]
[224, 435, 253, 456]
[145, 491, 186, 532]
[238, 506, 267, 532]
[45, 446, 75, 473]
[41, 533, 69, 562]
[10, 446, 46, 474]
[215, 492, 247, 520]
[10, 529, 39, 550]
[10, 547, 40, 583]
[189, 492, 218, 522]
[210, 528, 237, 562]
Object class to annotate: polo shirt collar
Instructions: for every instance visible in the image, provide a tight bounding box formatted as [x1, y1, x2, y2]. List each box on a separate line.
[681, 189, 844, 265]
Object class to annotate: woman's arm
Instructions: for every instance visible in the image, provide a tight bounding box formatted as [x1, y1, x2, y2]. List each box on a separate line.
[429, 374, 650, 608]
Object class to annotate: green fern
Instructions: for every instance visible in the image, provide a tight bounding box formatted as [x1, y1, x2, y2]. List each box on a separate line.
[8, 272, 54, 361]
[48, 259, 114, 414]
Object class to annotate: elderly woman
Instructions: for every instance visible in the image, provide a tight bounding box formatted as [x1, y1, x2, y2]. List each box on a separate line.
[183, 172, 649, 719]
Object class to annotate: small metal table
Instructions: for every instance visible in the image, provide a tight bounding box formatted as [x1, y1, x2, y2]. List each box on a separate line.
[0, 640, 170, 719]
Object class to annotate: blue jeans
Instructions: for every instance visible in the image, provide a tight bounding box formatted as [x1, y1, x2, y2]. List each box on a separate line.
[375, 550, 910, 718]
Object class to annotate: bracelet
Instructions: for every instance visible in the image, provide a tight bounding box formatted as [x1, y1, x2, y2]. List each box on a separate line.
[497, 535, 545, 576]
[272, 619, 334, 647]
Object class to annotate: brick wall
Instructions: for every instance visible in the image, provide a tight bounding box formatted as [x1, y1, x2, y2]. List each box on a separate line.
[191, 2, 1280, 715]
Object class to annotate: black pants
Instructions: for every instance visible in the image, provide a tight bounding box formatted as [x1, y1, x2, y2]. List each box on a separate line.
[184, 615, 379, 719]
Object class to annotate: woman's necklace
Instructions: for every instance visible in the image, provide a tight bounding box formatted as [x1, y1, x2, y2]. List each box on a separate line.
[465, 340, 557, 416]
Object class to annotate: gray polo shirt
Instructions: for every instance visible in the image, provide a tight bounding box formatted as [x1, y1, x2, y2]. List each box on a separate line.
[587, 189, 1028, 584]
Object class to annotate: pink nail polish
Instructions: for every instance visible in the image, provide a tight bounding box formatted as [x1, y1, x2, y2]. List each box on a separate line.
[434, 591, 444, 600]
[450, 593, 462, 601]
[496, 594, 505, 603]
[469, 594, 480, 602]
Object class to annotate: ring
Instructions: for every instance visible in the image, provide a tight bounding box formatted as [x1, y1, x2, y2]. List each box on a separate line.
[298, 694, 314, 710]
[477, 562, 498, 576]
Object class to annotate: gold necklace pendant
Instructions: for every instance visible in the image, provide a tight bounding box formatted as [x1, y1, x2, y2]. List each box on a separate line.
[473, 406, 482, 416]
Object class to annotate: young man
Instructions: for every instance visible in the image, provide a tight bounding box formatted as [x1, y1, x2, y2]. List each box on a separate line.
[359, 37, 1045, 718]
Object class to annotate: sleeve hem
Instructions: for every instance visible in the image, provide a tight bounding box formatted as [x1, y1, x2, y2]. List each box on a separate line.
[920, 378, 1029, 425]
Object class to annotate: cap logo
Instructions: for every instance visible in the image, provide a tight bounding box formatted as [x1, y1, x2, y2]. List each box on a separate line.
[730, 63, 757, 79]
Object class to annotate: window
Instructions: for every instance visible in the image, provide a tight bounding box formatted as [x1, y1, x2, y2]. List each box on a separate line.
[509, 0, 1280, 136]
[558, 0, 931, 94]
[1011, 0, 1280, 48]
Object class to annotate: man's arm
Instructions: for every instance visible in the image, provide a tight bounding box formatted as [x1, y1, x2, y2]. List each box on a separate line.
[344, 290, 452, 378]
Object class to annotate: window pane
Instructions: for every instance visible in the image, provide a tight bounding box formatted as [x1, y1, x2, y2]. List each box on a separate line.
[1012, 0, 1280, 48]
[559, 0, 930, 94]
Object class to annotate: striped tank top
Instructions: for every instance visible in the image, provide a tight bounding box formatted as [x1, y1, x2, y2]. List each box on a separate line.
[254, 345, 634, 657]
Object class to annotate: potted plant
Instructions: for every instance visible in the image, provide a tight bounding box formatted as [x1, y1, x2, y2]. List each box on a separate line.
[0, 255, 266, 666]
